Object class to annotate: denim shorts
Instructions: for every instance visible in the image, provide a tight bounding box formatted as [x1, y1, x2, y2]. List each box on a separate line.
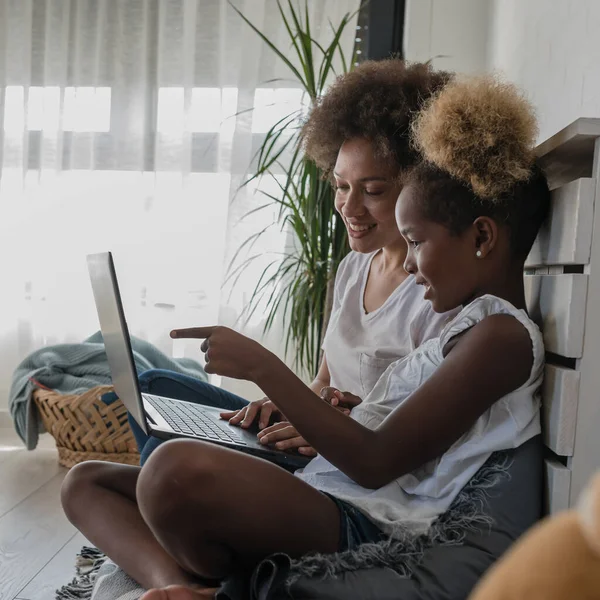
[323, 492, 386, 551]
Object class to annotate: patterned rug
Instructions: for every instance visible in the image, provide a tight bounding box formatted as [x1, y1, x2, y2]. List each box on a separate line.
[56, 547, 107, 599]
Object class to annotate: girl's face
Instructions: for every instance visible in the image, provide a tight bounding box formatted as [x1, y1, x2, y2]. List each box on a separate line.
[395, 185, 484, 313]
[333, 138, 404, 254]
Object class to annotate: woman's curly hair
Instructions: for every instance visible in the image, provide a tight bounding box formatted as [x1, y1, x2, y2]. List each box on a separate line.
[405, 75, 550, 259]
[301, 59, 452, 178]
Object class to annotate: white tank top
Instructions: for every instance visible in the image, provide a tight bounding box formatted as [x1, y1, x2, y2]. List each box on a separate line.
[322, 251, 457, 397]
[297, 295, 544, 535]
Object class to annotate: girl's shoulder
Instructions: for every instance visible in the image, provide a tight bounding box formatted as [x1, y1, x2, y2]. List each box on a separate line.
[446, 294, 535, 326]
[439, 295, 545, 377]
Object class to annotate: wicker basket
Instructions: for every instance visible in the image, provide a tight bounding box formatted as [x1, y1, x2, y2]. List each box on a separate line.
[33, 385, 140, 468]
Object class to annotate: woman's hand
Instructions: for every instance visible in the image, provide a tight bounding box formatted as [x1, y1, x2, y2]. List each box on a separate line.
[320, 387, 362, 413]
[170, 326, 273, 381]
[257, 422, 317, 457]
[220, 398, 283, 430]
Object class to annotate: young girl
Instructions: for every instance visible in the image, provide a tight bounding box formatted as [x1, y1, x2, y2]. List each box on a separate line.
[61, 76, 550, 600]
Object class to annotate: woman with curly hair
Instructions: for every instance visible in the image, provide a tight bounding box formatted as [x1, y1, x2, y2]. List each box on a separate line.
[125, 59, 456, 464]
[61, 75, 550, 600]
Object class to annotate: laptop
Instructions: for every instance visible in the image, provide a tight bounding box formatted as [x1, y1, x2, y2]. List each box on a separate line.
[87, 251, 311, 471]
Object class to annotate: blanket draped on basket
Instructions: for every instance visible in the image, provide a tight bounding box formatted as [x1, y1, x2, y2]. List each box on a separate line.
[9, 331, 207, 449]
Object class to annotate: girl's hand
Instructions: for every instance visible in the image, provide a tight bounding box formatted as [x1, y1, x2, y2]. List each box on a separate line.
[257, 422, 317, 457]
[221, 398, 283, 430]
[170, 326, 271, 381]
[320, 387, 362, 413]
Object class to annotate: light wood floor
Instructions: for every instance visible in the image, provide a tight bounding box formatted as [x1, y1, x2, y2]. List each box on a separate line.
[0, 427, 89, 600]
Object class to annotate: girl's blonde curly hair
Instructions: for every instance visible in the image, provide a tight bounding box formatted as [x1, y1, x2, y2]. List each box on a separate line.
[412, 75, 538, 200]
[403, 76, 550, 259]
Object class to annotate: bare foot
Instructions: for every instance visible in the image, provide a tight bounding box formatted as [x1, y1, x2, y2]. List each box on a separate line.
[140, 585, 219, 600]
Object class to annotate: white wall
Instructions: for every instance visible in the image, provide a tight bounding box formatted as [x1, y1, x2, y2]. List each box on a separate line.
[404, 0, 491, 75]
[405, 0, 600, 144]
[488, 0, 600, 143]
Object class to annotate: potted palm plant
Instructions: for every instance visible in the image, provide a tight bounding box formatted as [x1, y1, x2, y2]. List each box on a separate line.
[228, 0, 359, 377]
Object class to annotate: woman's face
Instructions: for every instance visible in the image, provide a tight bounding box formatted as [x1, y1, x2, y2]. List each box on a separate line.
[333, 138, 404, 254]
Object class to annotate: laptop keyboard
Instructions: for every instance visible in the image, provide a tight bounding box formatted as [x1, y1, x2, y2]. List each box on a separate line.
[144, 394, 247, 445]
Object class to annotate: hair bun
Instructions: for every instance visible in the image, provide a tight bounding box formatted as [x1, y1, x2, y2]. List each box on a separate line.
[412, 75, 538, 200]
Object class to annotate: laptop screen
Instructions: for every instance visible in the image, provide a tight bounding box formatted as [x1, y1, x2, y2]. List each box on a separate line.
[87, 252, 148, 435]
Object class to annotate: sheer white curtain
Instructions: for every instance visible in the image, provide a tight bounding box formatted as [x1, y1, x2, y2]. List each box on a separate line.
[0, 0, 359, 409]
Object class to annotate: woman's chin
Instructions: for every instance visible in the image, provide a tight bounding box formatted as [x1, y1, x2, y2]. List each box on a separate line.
[348, 234, 380, 254]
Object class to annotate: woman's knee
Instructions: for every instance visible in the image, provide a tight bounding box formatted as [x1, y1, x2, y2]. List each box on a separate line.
[137, 368, 171, 393]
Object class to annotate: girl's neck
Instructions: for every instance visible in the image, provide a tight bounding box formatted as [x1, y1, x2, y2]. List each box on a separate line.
[471, 263, 528, 311]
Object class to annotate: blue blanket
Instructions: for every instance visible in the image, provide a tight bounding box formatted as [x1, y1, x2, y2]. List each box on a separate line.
[9, 331, 207, 450]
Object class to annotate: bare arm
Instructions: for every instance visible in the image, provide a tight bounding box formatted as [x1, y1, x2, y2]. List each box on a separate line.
[254, 315, 532, 487]
[173, 315, 533, 489]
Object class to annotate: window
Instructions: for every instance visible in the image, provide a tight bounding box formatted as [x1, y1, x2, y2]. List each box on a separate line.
[156, 87, 238, 134]
[3, 86, 112, 133]
[251, 87, 308, 133]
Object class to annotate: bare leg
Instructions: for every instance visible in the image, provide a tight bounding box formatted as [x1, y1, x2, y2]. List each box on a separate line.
[136, 439, 341, 599]
[61, 461, 199, 590]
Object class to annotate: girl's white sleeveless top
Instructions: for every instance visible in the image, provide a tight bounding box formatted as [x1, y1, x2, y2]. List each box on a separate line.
[296, 295, 545, 535]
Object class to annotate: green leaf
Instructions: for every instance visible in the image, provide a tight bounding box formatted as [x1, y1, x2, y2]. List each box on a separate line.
[228, 1, 305, 85]
[285, 0, 316, 99]
[318, 13, 351, 90]
[239, 202, 277, 222]
[277, 2, 309, 90]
